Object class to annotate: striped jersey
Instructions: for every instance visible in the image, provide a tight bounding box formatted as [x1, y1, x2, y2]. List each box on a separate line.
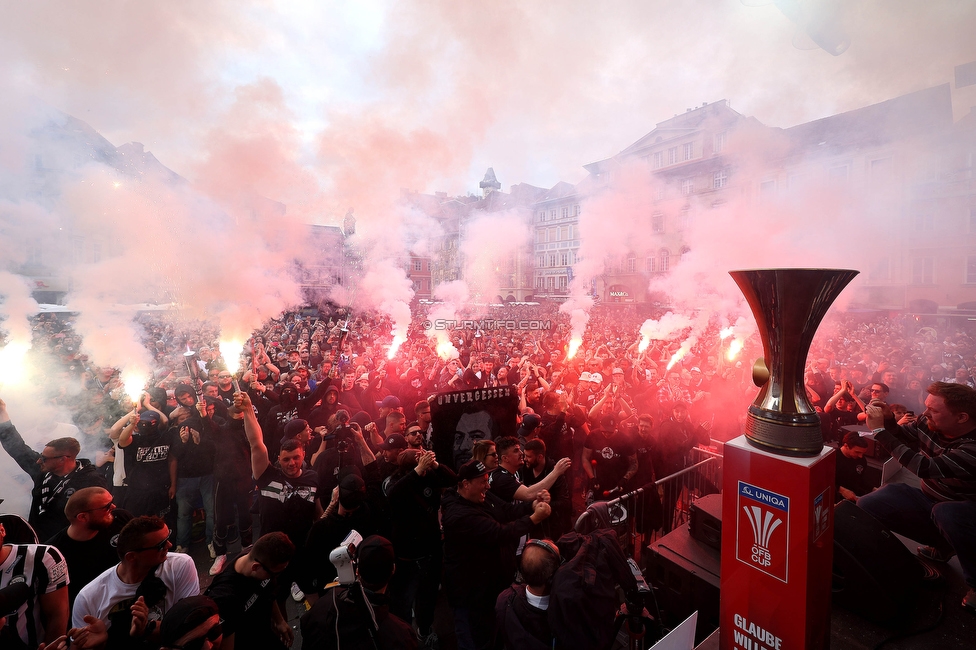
[0, 544, 69, 649]
[877, 417, 976, 501]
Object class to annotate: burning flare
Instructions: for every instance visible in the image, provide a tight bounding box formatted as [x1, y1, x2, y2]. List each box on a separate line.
[719, 326, 734, 340]
[567, 337, 582, 359]
[436, 339, 459, 361]
[0, 341, 30, 386]
[122, 370, 147, 403]
[727, 338, 744, 362]
[220, 338, 247, 374]
[388, 334, 406, 360]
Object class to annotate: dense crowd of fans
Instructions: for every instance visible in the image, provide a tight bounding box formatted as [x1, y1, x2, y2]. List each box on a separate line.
[1, 302, 976, 649]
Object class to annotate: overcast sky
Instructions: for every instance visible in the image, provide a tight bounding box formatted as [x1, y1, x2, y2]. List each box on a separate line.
[3, 1, 975, 201]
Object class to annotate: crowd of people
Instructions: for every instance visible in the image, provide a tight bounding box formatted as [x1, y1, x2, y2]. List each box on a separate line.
[0, 302, 974, 649]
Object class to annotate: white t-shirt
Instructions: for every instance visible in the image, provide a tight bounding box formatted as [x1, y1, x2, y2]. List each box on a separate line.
[72, 553, 199, 629]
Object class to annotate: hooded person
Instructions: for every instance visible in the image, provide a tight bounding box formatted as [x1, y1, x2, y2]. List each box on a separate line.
[118, 410, 172, 518]
[304, 472, 379, 594]
[300, 535, 418, 649]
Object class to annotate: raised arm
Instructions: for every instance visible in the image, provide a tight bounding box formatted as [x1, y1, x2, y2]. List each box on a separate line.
[235, 391, 270, 480]
[513, 457, 571, 501]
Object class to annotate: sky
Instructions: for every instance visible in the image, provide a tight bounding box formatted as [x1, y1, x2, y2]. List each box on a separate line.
[2, 0, 975, 200]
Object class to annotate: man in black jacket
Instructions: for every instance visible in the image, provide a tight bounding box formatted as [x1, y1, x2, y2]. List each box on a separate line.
[387, 449, 456, 646]
[0, 398, 106, 540]
[300, 535, 417, 650]
[442, 459, 551, 650]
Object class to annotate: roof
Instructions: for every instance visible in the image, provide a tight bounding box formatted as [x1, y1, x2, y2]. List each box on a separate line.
[783, 84, 952, 155]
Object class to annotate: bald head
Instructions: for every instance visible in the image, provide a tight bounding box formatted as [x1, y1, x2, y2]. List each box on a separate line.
[520, 541, 561, 593]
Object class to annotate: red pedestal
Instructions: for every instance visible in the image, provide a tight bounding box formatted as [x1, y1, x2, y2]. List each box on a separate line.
[720, 436, 835, 650]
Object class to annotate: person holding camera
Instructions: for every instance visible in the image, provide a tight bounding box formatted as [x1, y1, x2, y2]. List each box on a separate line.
[300, 535, 418, 650]
[861, 382, 976, 612]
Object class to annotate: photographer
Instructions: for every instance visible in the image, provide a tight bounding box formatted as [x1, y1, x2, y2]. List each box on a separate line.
[300, 535, 418, 650]
[311, 413, 376, 498]
[305, 474, 379, 596]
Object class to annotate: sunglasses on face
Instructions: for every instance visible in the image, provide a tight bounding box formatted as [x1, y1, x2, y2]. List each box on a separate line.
[132, 535, 171, 553]
[172, 621, 223, 650]
[83, 501, 115, 514]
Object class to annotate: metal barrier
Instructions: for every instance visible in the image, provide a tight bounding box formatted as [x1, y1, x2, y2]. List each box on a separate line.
[580, 444, 723, 563]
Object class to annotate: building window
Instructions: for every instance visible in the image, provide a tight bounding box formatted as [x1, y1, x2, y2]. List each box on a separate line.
[870, 157, 893, 185]
[538, 255, 545, 267]
[912, 258, 934, 284]
[560, 226, 569, 241]
[547, 277, 555, 290]
[652, 212, 664, 233]
[627, 255, 636, 273]
[829, 165, 849, 184]
[413, 260, 422, 271]
[660, 249, 670, 272]
[574, 204, 581, 216]
[714, 132, 726, 153]
[536, 277, 544, 289]
[549, 255, 556, 267]
[683, 142, 694, 161]
[681, 179, 694, 195]
[561, 207, 569, 219]
[913, 209, 934, 232]
[668, 147, 678, 165]
[559, 276, 567, 289]
[967, 257, 976, 284]
[646, 257, 656, 273]
[679, 207, 690, 231]
[653, 152, 663, 169]
[713, 169, 728, 189]
[549, 227, 557, 242]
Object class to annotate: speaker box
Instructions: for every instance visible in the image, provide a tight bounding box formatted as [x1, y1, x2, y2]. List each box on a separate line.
[689, 493, 722, 550]
[832, 500, 923, 624]
[644, 524, 720, 645]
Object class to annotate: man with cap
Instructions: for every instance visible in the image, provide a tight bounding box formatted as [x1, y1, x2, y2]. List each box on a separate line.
[117, 409, 172, 519]
[305, 473, 379, 595]
[205, 532, 296, 650]
[47, 487, 133, 607]
[373, 395, 400, 431]
[0, 398, 107, 541]
[516, 413, 542, 446]
[300, 534, 418, 649]
[158, 595, 223, 650]
[442, 459, 551, 650]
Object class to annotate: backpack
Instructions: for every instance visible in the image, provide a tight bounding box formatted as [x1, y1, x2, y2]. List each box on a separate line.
[548, 529, 638, 650]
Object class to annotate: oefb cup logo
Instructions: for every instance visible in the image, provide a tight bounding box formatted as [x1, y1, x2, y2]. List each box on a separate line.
[736, 481, 789, 583]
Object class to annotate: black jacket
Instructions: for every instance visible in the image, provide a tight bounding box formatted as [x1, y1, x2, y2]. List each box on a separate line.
[441, 489, 534, 609]
[0, 421, 107, 540]
[300, 584, 418, 650]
